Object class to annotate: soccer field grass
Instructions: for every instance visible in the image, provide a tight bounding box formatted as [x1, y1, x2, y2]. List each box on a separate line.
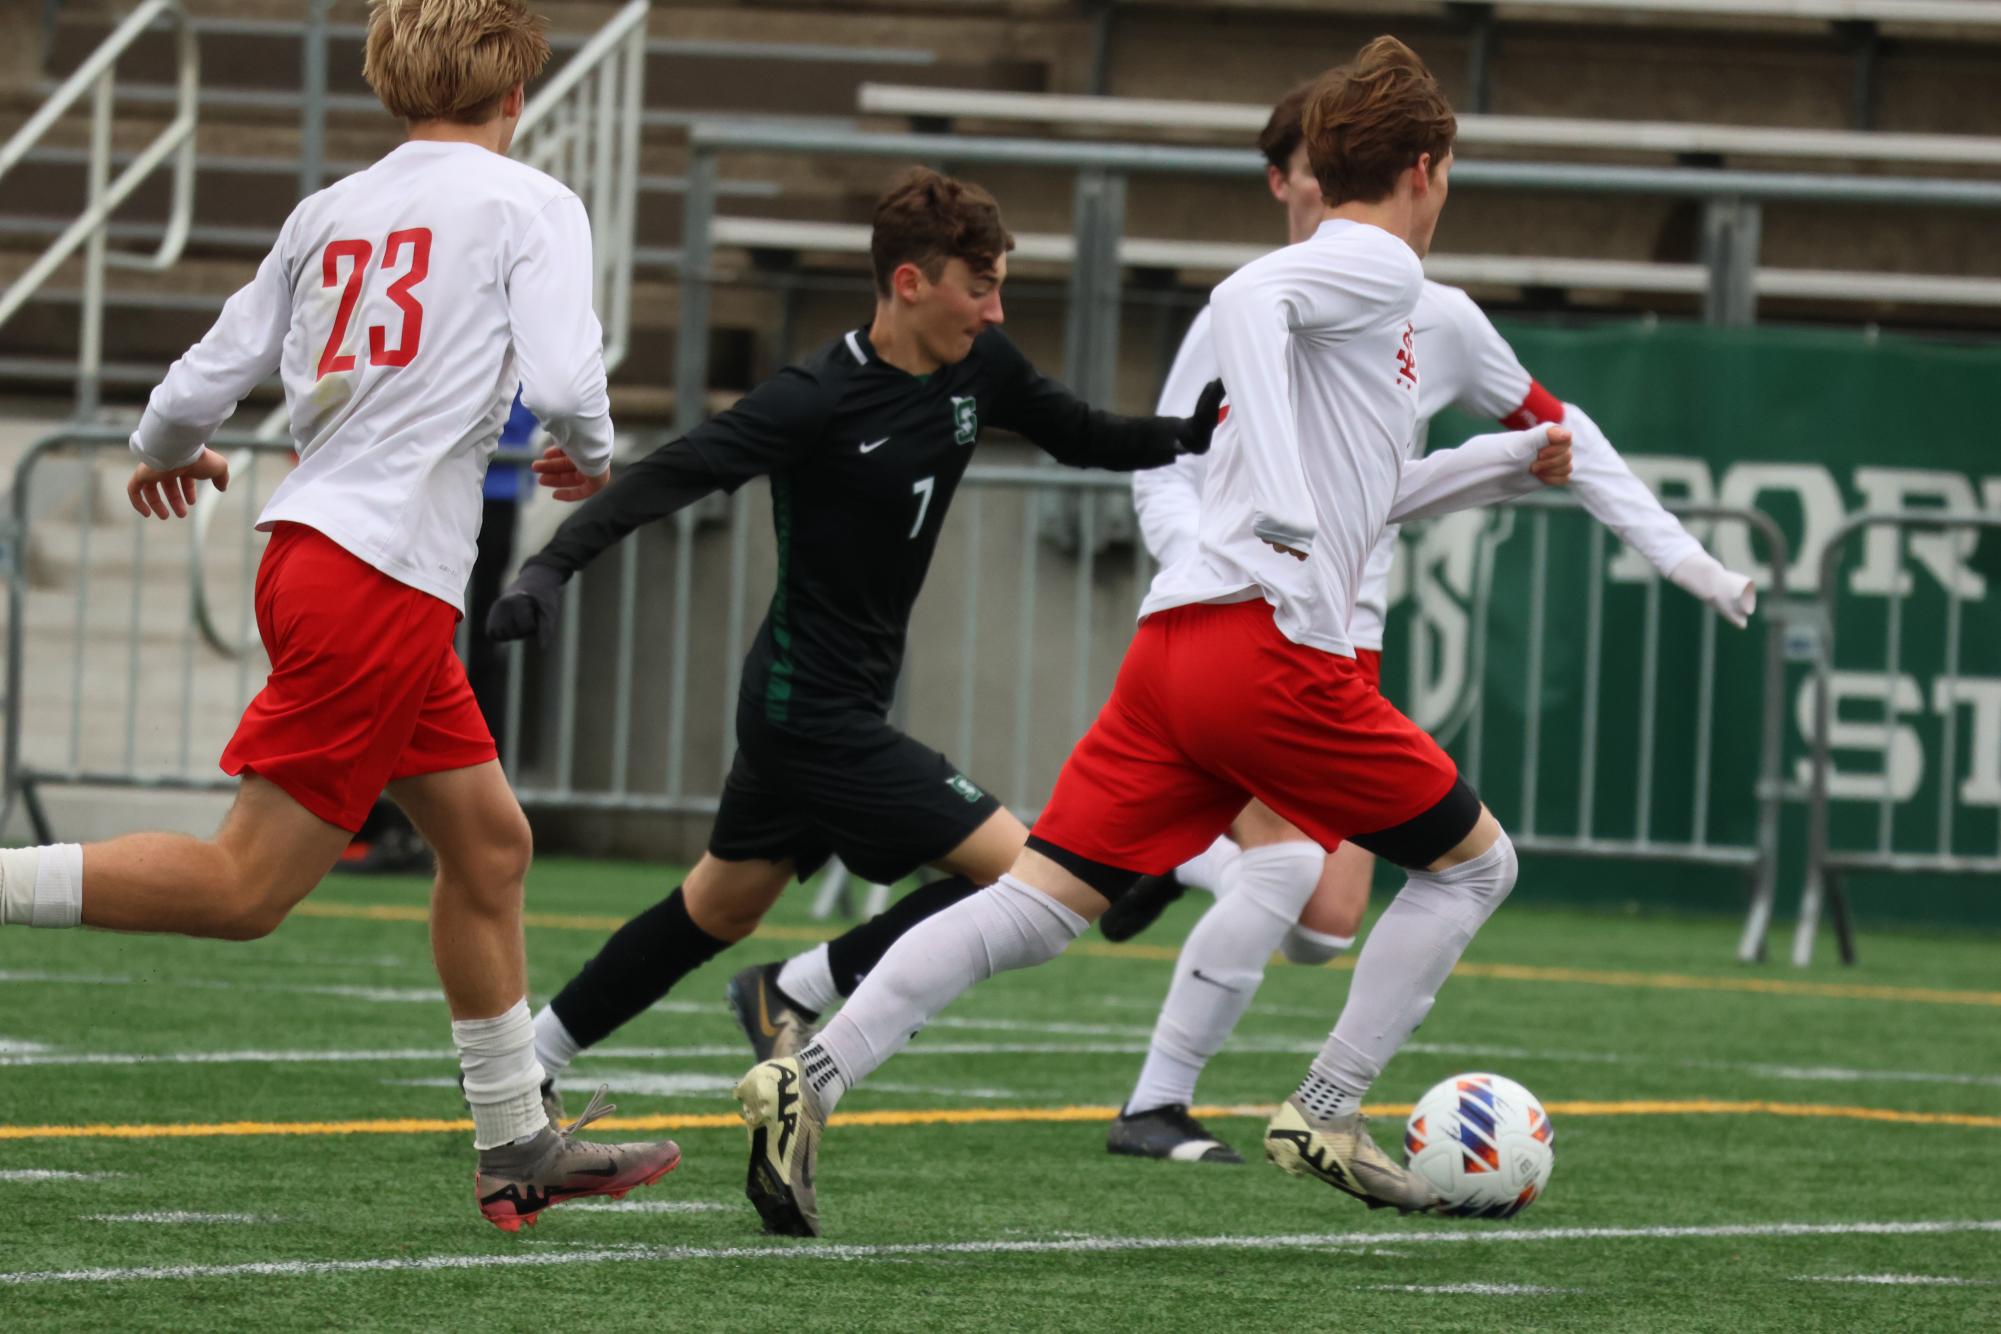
[2, 860, 1997, 1331]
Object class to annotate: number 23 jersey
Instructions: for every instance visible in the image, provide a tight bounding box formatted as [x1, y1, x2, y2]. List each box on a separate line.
[129, 140, 614, 611]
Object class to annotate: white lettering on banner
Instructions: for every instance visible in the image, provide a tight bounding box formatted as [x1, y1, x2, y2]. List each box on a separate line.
[1932, 678, 2001, 807]
[1391, 511, 1513, 735]
[1849, 470, 1987, 600]
[1792, 672, 1925, 802]
[1717, 464, 1848, 592]
[1601, 461, 1999, 595]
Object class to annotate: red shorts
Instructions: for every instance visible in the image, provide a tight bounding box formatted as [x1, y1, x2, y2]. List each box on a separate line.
[220, 523, 497, 832]
[1032, 600, 1456, 874]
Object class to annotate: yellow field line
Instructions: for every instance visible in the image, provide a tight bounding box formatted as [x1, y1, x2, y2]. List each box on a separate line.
[5, 1098, 1998, 1141]
[289, 900, 2001, 1007]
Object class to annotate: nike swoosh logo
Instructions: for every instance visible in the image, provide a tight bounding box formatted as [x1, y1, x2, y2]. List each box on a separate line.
[755, 983, 779, 1038]
[571, 1160, 621, 1179]
[859, 437, 891, 454]
[1190, 969, 1240, 993]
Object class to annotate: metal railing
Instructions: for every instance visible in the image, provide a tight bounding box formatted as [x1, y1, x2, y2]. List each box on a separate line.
[0, 0, 197, 416]
[0, 429, 1794, 973]
[510, 0, 648, 374]
[679, 122, 2001, 335]
[0, 430, 294, 840]
[1792, 511, 2001, 965]
[1422, 495, 1797, 964]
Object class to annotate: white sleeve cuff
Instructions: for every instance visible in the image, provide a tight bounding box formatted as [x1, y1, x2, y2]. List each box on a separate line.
[129, 407, 210, 473]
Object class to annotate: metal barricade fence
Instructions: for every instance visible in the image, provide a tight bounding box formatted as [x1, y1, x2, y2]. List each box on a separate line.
[1793, 511, 2001, 966]
[1, 429, 293, 840]
[1387, 494, 1794, 963]
[1, 427, 1791, 965]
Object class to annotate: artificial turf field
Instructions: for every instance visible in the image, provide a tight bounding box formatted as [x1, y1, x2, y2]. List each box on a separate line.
[1, 858, 1997, 1331]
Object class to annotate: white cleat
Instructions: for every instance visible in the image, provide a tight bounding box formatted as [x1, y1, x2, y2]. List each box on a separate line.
[1264, 1097, 1440, 1215]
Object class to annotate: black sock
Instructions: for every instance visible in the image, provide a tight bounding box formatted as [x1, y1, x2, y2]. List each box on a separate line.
[824, 875, 985, 997]
[549, 887, 732, 1049]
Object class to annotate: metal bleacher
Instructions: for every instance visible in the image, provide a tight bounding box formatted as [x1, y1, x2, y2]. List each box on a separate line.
[835, 82, 2001, 325]
[0, 1, 1050, 421]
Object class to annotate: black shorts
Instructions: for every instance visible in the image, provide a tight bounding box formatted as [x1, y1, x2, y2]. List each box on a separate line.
[708, 705, 1003, 885]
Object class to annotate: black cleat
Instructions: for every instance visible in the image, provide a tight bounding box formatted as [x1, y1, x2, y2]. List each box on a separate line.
[1107, 1103, 1245, 1164]
[1098, 873, 1187, 943]
[727, 962, 819, 1063]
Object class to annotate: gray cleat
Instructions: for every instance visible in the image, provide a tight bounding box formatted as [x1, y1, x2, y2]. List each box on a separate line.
[474, 1086, 681, 1232]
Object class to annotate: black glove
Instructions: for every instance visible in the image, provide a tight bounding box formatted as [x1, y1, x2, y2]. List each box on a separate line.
[485, 559, 566, 648]
[1176, 378, 1226, 455]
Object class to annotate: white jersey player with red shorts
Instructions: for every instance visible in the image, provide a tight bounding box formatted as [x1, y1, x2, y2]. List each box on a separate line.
[1109, 281, 1756, 1160]
[731, 37, 1560, 1234]
[0, 0, 679, 1231]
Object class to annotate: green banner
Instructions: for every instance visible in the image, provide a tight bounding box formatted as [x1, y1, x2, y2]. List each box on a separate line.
[1379, 321, 2001, 930]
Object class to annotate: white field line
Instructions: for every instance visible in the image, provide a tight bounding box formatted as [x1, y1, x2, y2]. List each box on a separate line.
[1368, 1283, 1581, 1295]
[385, 1072, 1023, 1101]
[1796, 1273, 1999, 1286]
[0, 970, 442, 1004]
[86, 1212, 274, 1224]
[5, 1035, 1995, 1097]
[3, 1219, 1998, 1287]
[0, 1038, 51, 1053]
[0, 1043, 1180, 1069]
[8, 965, 1990, 1088]
[0, 1170, 126, 1182]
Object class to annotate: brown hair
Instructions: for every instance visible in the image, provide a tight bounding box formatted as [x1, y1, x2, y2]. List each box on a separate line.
[869, 168, 1016, 297]
[363, 0, 551, 125]
[1257, 81, 1315, 173]
[1302, 36, 1456, 206]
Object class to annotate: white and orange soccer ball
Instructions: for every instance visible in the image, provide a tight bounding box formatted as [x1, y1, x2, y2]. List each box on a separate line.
[1402, 1072, 1555, 1218]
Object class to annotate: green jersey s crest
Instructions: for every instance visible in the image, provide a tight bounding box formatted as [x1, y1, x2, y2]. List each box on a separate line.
[951, 395, 978, 446]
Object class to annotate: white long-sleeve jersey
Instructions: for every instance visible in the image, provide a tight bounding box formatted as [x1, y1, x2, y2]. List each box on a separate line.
[1139, 221, 1563, 657]
[1137, 278, 1704, 650]
[129, 140, 614, 610]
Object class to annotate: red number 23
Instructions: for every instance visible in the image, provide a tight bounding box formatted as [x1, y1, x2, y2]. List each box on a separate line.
[316, 227, 432, 379]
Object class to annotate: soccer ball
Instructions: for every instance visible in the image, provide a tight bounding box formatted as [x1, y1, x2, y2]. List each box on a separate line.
[1401, 1072, 1555, 1218]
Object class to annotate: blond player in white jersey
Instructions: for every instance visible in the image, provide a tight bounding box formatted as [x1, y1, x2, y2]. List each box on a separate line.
[0, 0, 678, 1230]
[1101, 83, 1758, 1164]
[731, 37, 1573, 1235]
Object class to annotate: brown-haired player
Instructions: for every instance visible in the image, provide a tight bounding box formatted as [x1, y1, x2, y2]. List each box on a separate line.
[737, 36, 1574, 1235]
[0, 0, 682, 1229]
[1097, 78, 1756, 1163]
[484, 166, 1223, 1111]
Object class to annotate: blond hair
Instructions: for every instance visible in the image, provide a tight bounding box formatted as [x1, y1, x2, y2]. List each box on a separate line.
[363, 0, 551, 124]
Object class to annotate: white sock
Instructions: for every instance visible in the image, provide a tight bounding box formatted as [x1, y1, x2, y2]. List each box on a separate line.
[1126, 841, 1323, 1114]
[0, 844, 83, 928]
[1302, 834, 1517, 1115]
[1281, 925, 1354, 966]
[531, 1004, 581, 1081]
[776, 943, 839, 1015]
[456, 999, 550, 1149]
[1174, 835, 1243, 896]
[802, 875, 1086, 1114]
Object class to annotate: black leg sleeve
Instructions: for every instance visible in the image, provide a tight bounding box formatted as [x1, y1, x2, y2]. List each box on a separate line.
[824, 876, 984, 997]
[548, 887, 732, 1048]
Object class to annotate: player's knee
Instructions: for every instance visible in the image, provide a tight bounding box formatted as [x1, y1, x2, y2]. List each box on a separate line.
[439, 810, 533, 902]
[1479, 829, 1519, 905]
[211, 881, 298, 941]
